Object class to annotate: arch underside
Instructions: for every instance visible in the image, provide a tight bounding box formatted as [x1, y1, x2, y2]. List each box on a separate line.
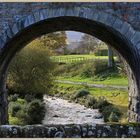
[0, 7, 140, 124]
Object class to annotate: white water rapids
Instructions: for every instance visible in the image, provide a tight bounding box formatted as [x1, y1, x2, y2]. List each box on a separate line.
[42, 96, 104, 125]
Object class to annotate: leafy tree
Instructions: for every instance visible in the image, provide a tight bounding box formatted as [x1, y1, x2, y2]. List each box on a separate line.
[77, 34, 100, 54]
[7, 38, 55, 97]
[7, 31, 67, 96]
[40, 31, 67, 55]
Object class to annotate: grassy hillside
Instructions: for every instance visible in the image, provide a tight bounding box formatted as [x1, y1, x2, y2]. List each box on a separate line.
[52, 54, 128, 123]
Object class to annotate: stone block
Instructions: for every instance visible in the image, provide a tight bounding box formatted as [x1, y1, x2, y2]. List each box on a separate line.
[106, 15, 116, 26]
[131, 31, 140, 46]
[0, 125, 22, 138]
[125, 26, 136, 39]
[64, 124, 82, 138]
[0, 37, 5, 49]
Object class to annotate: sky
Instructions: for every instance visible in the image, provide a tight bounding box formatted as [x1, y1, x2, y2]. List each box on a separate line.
[66, 31, 84, 43]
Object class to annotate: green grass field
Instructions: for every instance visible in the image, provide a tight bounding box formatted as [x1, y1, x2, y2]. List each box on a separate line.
[57, 76, 128, 86]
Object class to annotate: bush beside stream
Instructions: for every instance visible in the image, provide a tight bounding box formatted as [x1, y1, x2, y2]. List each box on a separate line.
[53, 88, 122, 122]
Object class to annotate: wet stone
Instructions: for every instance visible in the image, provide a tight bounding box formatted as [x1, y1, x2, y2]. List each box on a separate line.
[87, 124, 97, 137]
[53, 115, 59, 118]
[93, 115, 103, 119]
[81, 124, 88, 137]
[45, 125, 64, 138]
[0, 126, 22, 138]
[0, 124, 138, 137]
[64, 124, 82, 138]
[86, 115, 92, 117]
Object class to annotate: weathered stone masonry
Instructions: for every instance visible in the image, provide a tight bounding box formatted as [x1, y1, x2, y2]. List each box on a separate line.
[1, 3, 140, 33]
[0, 124, 140, 138]
[0, 2, 140, 125]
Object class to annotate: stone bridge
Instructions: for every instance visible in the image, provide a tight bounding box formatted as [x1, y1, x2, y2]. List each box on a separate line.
[0, 2, 140, 126]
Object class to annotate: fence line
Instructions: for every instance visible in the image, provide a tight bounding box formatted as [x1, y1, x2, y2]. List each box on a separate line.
[51, 56, 104, 63]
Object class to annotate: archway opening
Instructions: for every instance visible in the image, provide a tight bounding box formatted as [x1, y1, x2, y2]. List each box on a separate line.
[7, 30, 129, 125]
[0, 16, 138, 124]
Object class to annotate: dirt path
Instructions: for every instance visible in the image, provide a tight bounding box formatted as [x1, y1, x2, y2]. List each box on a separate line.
[55, 80, 128, 90]
[42, 96, 104, 125]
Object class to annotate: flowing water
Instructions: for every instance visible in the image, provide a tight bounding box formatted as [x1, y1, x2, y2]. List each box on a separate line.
[42, 95, 104, 125]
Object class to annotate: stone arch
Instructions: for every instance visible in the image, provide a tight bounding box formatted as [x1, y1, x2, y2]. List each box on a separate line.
[0, 7, 140, 124]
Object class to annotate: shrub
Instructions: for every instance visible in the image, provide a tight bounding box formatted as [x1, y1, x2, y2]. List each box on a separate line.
[27, 99, 46, 124]
[101, 105, 112, 122]
[11, 105, 22, 117]
[92, 60, 108, 75]
[9, 114, 21, 125]
[101, 105, 122, 122]
[17, 98, 26, 105]
[110, 106, 122, 117]
[97, 97, 111, 111]
[109, 112, 119, 122]
[24, 94, 35, 102]
[94, 67, 119, 81]
[79, 59, 108, 78]
[74, 89, 90, 98]
[80, 68, 93, 78]
[8, 94, 18, 102]
[78, 98, 86, 105]
[9, 98, 28, 125]
[34, 93, 44, 100]
[25, 93, 44, 101]
[87, 96, 97, 108]
[16, 109, 29, 125]
[93, 97, 122, 122]
[9, 98, 46, 125]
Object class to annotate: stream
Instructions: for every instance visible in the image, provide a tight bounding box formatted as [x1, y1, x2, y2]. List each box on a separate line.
[42, 95, 104, 125]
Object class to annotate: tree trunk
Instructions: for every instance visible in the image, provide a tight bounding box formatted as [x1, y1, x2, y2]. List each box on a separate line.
[108, 45, 114, 68]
